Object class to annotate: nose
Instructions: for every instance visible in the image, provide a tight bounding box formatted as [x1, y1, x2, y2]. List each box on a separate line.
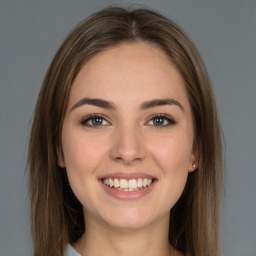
[109, 124, 146, 165]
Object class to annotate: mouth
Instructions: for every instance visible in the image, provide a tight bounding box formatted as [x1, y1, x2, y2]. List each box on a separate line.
[98, 174, 157, 200]
[101, 177, 155, 191]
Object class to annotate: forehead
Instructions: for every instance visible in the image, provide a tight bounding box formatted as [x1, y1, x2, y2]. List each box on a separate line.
[69, 42, 190, 109]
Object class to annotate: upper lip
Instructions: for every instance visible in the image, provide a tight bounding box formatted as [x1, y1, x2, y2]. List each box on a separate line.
[98, 172, 157, 180]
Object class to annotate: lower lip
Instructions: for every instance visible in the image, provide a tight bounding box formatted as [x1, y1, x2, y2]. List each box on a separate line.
[100, 180, 156, 200]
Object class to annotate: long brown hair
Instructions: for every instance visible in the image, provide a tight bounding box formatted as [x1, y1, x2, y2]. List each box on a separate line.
[28, 7, 223, 256]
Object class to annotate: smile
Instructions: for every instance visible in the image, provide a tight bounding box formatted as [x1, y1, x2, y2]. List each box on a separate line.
[99, 174, 157, 200]
[102, 178, 153, 191]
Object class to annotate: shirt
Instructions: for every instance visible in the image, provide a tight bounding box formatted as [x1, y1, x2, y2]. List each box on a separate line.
[65, 244, 81, 256]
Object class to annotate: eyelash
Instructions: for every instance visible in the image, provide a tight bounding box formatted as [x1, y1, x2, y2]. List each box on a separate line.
[80, 114, 110, 128]
[146, 114, 176, 128]
[80, 113, 176, 128]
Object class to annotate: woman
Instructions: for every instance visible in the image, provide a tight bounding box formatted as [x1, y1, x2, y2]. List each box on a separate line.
[28, 7, 223, 256]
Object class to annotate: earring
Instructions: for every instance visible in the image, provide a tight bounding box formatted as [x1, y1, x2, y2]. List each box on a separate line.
[192, 162, 196, 168]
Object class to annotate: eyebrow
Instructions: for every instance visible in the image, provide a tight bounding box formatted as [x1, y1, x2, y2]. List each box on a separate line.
[140, 99, 184, 111]
[71, 98, 116, 111]
[70, 98, 184, 112]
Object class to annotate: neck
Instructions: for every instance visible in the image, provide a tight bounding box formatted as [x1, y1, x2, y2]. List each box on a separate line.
[73, 212, 182, 256]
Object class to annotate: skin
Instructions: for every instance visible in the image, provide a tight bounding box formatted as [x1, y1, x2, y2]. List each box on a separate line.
[60, 42, 197, 256]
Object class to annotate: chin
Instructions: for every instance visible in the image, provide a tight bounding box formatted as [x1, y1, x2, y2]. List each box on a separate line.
[106, 217, 151, 230]
[99, 207, 158, 230]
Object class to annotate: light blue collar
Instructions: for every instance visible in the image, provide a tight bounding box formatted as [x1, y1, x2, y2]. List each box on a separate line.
[65, 244, 81, 256]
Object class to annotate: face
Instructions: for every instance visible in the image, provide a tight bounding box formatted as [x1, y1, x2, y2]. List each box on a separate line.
[60, 42, 197, 230]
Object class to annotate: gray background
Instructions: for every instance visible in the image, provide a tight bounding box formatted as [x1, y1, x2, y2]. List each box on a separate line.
[0, 0, 255, 255]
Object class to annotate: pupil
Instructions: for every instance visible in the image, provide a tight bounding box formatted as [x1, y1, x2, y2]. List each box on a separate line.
[153, 117, 164, 125]
[92, 117, 102, 125]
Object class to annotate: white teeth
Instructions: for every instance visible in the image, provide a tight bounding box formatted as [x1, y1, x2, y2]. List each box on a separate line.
[114, 178, 119, 188]
[109, 178, 114, 187]
[137, 178, 143, 188]
[129, 188, 139, 191]
[116, 187, 139, 191]
[120, 179, 128, 188]
[102, 177, 153, 190]
[129, 179, 137, 188]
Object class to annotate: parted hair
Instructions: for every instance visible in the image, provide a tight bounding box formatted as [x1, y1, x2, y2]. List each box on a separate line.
[28, 6, 223, 256]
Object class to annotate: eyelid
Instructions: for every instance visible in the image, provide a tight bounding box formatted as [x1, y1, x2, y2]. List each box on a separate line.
[79, 113, 176, 128]
[145, 113, 176, 127]
[80, 114, 111, 127]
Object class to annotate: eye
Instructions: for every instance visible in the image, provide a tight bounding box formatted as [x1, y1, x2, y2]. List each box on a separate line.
[80, 114, 110, 127]
[146, 114, 176, 127]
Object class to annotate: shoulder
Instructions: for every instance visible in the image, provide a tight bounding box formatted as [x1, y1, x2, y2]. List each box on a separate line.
[65, 244, 81, 256]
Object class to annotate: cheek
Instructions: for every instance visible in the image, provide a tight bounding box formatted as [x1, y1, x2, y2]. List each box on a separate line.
[148, 134, 192, 207]
[61, 132, 106, 211]
[62, 130, 104, 173]
[149, 134, 193, 173]
[61, 130, 105, 194]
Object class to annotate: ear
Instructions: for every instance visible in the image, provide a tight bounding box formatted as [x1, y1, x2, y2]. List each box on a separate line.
[57, 145, 65, 168]
[188, 142, 198, 172]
